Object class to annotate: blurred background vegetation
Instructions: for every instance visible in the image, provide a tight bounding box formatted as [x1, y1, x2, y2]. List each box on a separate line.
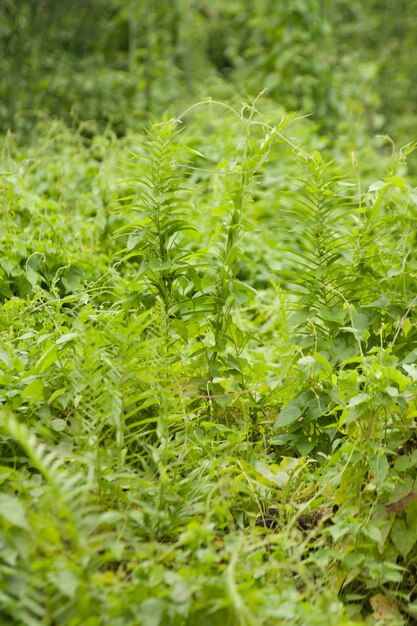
[1, 0, 416, 147]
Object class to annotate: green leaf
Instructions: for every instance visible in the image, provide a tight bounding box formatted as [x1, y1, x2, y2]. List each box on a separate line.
[368, 180, 386, 192]
[269, 434, 293, 446]
[347, 393, 370, 407]
[21, 378, 44, 401]
[363, 524, 383, 544]
[147, 259, 172, 271]
[0, 346, 11, 369]
[35, 345, 58, 373]
[50, 569, 78, 599]
[127, 231, 144, 250]
[48, 388, 67, 404]
[312, 351, 333, 375]
[0, 494, 28, 529]
[274, 401, 303, 428]
[391, 519, 417, 559]
[320, 307, 346, 324]
[297, 356, 316, 370]
[56, 333, 78, 345]
[403, 363, 417, 381]
[171, 319, 188, 341]
[61, 267, 83, 293]
[384, 367, 409, 390]
[26, 266, 39, 287]
[50, 418, 67, 432]
[386, 175, 406, 188]
[368, 453, 389, 489]
[139, 598, 165, 626]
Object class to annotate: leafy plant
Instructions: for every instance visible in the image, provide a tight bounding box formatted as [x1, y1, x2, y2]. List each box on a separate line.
[3, 81, 417, 625]
[116, 120, 197, 316]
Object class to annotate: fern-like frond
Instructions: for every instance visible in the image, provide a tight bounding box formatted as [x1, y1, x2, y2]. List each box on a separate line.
[116, 121, 197, 313]
[1, 412, 84, 509]
[277, 153, 357, 327]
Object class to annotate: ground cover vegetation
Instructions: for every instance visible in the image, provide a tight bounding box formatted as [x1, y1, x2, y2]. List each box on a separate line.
[2, 1, 417, 624]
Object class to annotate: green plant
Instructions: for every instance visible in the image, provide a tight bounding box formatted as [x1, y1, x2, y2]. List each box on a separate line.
[116, 120, 197, 316]
[3, 82, 417, 625]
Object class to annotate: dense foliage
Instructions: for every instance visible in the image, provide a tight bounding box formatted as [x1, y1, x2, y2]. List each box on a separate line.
[2, 2, 417, 625]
